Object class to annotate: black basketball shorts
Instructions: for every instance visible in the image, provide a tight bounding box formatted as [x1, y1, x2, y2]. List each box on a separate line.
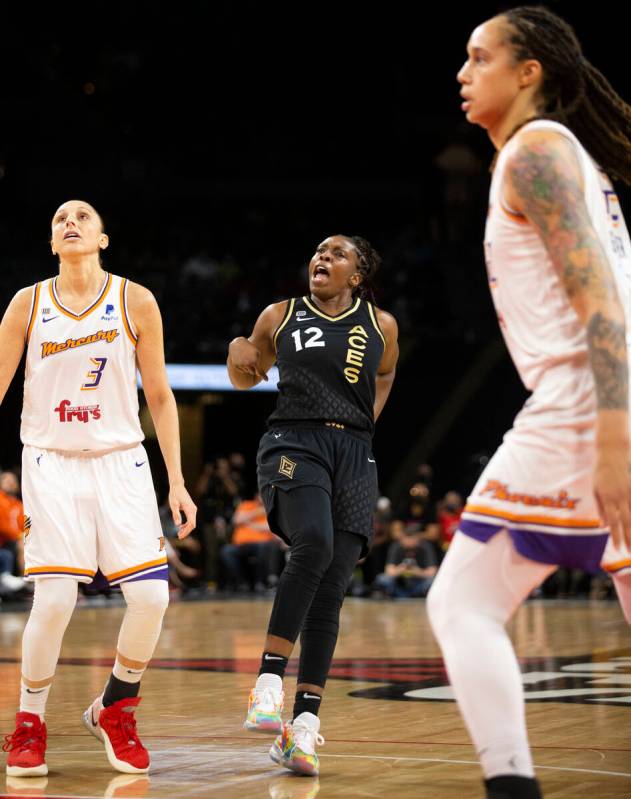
[257, 425, 378, 556]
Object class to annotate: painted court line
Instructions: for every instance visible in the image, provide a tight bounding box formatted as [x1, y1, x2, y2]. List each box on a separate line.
[45, 748, 631, 779]
[317, 752, 631, 778]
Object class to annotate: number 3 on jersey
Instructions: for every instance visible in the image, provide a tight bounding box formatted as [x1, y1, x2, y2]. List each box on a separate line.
[82, 357, 108, 390]
[292, 327, 325, 352]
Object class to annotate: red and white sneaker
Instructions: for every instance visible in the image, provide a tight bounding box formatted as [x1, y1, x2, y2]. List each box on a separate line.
[3, 711, 48, 776]
[83, 694, 105, 742]
[84, 696, 149, 774]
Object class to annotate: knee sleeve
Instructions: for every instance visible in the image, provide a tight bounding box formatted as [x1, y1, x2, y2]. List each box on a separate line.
[267, 486, 335, 643]
[118, 579, 169, 663]
[276, 486, 335, 574]
[298, 530, 362, 688]
[22, 577, 78, 681]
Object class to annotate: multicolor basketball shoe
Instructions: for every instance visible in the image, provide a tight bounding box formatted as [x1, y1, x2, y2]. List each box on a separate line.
[3, 712, 48, 776]
[269, 712, 324, 776]
[83, 695, 149, 774]
[244, 677, 284, 733]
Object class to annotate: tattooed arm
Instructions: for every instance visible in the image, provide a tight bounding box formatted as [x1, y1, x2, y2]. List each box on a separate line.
[504, 129, 631, 548]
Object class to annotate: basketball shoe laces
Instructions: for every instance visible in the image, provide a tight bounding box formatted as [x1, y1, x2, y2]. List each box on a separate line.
[3, 719, 46, 757]
[107, 705, 144, 753]
[291, 717, 324, 754]
[254, 687, 281, 710]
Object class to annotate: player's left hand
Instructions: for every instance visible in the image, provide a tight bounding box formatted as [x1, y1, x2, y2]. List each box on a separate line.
[169, 483, 197, 539]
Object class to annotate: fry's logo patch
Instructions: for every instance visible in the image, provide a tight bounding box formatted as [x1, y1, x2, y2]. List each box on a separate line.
[54, 399, 101, 423]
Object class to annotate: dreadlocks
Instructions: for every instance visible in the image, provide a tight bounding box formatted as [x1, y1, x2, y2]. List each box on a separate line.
[346, 235, 382, 304]
[499, 5, 631, 184]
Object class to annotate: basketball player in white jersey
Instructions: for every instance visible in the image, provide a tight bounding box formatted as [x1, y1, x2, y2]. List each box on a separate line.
[0, 200, 196, 776]
[426, 7, 631, 799]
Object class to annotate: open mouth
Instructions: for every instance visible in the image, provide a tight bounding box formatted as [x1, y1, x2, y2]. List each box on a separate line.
[64, 232, 80, 240]
[313, 265, 330, 278]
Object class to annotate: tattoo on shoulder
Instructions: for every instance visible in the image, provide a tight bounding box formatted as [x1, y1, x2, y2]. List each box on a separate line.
[510, 140, 628, 410]
[509, 140, 615, 301]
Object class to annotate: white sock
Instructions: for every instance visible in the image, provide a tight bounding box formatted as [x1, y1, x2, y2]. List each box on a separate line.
[19, 681, 51, 720]
[112, 656, 145, 684]
[256, 673, 283, 694]
[427, 531, 555, 779]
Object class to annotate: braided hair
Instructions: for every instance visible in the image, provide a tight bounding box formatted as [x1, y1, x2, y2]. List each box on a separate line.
[345, 235, 382, 303]
[498, 6, 631, 184]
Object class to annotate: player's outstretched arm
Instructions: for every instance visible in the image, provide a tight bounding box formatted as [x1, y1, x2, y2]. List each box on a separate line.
[227, 301, 287, 389]
[504, 129, 631, 549]
[0, 288, 33, 406]
[374, 310, 399, 422]
[129, 282, 197, 539]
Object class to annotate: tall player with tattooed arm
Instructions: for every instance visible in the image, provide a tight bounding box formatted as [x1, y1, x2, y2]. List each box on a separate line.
[426, 7, 631, 799]
[227, 234, 398, 776]
[1, 200, 196, 777]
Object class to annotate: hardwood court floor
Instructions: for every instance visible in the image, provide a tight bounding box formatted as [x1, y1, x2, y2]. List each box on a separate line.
[0, 596, 629, 799]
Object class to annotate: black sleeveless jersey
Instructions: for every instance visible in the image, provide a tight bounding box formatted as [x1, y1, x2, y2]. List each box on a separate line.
[267, 295, 386, 436]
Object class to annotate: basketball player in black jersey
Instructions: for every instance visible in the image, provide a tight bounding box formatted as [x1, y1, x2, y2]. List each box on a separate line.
[227, 234, 398, 775]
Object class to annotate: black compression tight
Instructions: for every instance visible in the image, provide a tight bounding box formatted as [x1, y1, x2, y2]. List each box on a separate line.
[267, 485, 363, 688]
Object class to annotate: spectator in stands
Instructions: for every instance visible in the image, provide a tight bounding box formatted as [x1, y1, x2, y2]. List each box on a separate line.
[355, 497, 393, 596]
[220, 493, 282, 592]
[421, 522, 445, 566]
[374, 528, 438, 598]
[403, 482, 436, 531]
[436, 490, 464, 547]
[196, 457, 243, 526]
[0, 470, 27, 595]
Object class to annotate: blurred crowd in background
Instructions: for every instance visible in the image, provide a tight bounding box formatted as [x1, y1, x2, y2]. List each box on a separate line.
[0, 453, 616, 608]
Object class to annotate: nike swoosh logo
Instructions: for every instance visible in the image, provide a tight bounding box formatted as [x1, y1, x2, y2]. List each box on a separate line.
[368, 458, 376, 463]
[297, 317, 316, 321]
[26, 688, 45, 694]
[36, 455, 43, 466]
[42, 316, 59, 323]
[302, 693, 322, 700]
[135, 461, 146, 467]
[126, 669, 143, 674]
[264, 654, 284, 660]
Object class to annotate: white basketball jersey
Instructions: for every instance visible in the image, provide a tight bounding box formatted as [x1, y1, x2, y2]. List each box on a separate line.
[485, 120, 631, 430]
[21, 272, 144, 452]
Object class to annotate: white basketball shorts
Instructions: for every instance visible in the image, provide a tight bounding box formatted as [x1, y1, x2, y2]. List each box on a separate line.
[21, 443, 168, 585]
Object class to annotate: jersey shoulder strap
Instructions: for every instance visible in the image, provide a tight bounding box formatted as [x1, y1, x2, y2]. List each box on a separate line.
[272, 298, 296, 351]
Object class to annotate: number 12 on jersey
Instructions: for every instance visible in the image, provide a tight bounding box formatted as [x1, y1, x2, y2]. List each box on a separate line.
[291, 327, 325, 351]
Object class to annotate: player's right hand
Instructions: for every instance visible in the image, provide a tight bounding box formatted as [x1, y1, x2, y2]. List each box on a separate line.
[593, 445, 631, 550]
[228, 337, 268, 381]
